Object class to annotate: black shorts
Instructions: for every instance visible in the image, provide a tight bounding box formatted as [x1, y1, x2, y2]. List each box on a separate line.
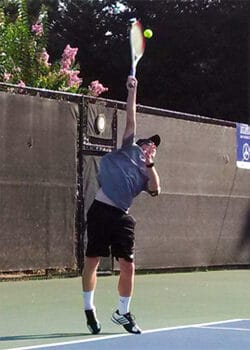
[86, 200, 136, 262]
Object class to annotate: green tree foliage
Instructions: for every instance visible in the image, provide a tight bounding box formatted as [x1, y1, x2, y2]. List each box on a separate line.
[0, 0, 108, 94]
[1, 0, 38, 84]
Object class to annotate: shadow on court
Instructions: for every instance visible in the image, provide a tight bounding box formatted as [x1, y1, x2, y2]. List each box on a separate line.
[0, 333, 119, 342]
[3, 320, 249, 350]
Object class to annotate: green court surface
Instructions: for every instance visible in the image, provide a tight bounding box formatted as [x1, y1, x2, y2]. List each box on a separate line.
[0, 269, 249, 349]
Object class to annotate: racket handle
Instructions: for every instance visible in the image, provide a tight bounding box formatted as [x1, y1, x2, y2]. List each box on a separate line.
[130, 67, 136, 77]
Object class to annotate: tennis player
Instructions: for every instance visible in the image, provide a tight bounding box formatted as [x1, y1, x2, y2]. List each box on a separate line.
[82, 75, 161, 335]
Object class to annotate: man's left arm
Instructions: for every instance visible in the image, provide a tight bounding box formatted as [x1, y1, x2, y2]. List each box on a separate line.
[144, 143, 161, 196]
[146, 164, 161, 196]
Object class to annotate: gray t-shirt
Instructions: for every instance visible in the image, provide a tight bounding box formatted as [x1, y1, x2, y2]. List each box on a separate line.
[97, 134, 149, 211]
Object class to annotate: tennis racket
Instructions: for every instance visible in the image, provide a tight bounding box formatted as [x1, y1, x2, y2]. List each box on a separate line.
[129, 19, 145, 77]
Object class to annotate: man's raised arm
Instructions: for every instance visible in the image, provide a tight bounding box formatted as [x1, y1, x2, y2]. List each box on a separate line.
[123, 76, 138, 141]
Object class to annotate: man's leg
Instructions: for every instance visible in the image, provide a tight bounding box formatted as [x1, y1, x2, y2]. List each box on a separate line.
[111, 258, 141, 334]
[118, 258, 134, 297]
[82, 256, 101, 334]
[82, 256, 100, 292]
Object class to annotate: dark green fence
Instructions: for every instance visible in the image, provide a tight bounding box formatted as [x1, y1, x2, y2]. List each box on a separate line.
[0, 83, 249, 275]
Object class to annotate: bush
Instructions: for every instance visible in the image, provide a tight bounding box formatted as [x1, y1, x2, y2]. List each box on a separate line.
[0, 0, 108, 96]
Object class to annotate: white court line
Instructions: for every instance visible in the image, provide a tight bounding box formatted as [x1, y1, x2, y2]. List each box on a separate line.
[198, 326, 250, 332]
[3, 319, 248, 350]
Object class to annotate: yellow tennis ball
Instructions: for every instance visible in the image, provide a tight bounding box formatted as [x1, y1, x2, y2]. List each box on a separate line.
[144, 29, 153, 39]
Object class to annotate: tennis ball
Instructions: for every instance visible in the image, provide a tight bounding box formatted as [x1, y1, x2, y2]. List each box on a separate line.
[144, 29, 153, 39]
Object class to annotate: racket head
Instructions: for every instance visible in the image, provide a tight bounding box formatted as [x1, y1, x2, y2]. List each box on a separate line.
[130, 19, 145, 76]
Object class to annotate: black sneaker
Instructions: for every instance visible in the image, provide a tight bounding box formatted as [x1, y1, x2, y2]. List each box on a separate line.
[111, 310, 141, 334]
[85, 309, 101, 334]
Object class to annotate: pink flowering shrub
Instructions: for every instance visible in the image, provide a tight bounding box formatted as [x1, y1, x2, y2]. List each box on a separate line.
[59, 45, 82, 89]
[0, 1, 108, 96]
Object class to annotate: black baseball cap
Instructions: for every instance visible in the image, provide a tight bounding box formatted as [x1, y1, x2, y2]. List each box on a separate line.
[136, 134, 161, 147]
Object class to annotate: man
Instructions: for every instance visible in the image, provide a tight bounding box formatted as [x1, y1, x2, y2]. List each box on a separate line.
[82, 75, 161, 335]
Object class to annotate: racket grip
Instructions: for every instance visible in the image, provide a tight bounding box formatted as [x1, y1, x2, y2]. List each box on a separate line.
[130, 68, 135, 77]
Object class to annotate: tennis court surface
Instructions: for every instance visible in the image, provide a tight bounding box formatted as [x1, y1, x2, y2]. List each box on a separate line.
[1, 270, 250, 350]
[3, 319, 250, 350]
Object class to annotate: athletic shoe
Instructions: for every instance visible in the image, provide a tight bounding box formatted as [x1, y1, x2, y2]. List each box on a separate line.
[85, 309, 101, 334]
[111, 310, 141, 334]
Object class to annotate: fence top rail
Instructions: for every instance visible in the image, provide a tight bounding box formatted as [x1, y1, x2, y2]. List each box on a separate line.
[0, 82, 236, 128]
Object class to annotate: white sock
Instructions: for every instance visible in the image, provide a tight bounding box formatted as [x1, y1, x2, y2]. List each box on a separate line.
[118, 296, 131, 315]
[83, 290, 95, 311]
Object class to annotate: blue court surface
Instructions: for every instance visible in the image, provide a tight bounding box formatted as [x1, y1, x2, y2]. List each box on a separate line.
[4, 319, 250, 350]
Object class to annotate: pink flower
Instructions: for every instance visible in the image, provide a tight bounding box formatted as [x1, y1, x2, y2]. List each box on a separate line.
[61, 58, 72, 70]
[3, 73, 12, 81]
[60, 68, 82, 88]
[63, 45, 78, 61]
[60, 45, 78, 69]
[88, 80, 108, 96]
[18, 80, 26, 88]
[31, 23, 44, 36]
[38, 48, 51, 67]
[68, 70, 82, 87]
[18, 80, 26, 93]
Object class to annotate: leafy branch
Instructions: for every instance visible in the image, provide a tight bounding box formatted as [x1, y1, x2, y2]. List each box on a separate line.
[0, 0, 108, 96]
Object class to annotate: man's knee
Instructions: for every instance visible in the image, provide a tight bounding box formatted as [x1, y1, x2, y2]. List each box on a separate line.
[118, 258, 135, 276]
[83, 257, 100, 272]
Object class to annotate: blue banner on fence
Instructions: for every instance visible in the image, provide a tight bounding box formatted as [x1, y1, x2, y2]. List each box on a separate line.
[236, 123, 250, 169]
